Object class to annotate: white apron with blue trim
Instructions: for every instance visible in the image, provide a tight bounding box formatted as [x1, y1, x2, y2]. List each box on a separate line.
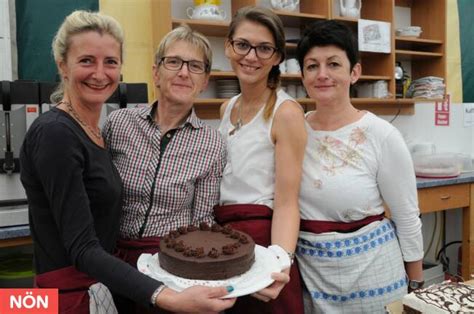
[296, 218, 407, 314]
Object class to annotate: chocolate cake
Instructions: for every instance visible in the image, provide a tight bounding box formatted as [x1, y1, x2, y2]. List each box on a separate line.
[402, 281, 474, 313]
[159, 223, 255, 280]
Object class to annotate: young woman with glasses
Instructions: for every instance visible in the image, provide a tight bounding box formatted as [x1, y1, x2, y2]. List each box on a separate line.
[214, 6, 307, 314]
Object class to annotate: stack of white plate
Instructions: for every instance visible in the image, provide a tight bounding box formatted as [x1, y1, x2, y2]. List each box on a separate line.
[396, 26, 422, 37]
[216, 79, 240, 99]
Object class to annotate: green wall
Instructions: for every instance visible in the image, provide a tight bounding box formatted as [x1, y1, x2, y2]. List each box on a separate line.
[458, 0, 474, 102]
[16, 0, 99, 81]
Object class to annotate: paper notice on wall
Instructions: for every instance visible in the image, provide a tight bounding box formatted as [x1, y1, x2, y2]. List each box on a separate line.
[464, 103, 474, 127]
[435, 96, 450, 126]
[358, 19, 391, 53]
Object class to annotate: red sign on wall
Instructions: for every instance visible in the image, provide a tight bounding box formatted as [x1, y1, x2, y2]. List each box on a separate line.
[435, 95, 450, 126]
[0, 289, 58, 314]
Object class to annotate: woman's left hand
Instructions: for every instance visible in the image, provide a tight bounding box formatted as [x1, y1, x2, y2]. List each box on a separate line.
[251, 269, 290, 302]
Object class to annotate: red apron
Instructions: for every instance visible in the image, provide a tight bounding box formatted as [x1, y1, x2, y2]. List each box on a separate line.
[214, 204, 304, 314]
[300, 213, 385, 234]
[115, 236, 161, 268]
[115, 237, 172, 314]
[35, 266, 97, 314]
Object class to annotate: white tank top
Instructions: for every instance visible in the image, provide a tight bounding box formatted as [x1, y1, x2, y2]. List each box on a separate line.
[219, 89, 295, 208]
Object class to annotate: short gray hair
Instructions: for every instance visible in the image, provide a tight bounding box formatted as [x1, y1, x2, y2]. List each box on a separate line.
[154, 24, 212, 73]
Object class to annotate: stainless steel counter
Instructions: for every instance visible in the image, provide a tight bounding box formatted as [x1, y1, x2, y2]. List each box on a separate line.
[0, 173, 28, 227]
[0, 173, 26, 203]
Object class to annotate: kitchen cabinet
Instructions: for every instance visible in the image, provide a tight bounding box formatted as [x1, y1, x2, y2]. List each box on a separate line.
[153, 0, 446, 118]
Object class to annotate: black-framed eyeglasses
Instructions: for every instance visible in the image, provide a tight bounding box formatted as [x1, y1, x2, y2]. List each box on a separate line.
[159, 56, 208, 74]
[229, 40, 278, 60]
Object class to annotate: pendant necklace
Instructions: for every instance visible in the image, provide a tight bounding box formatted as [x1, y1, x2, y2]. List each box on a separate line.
[59, 100, 103, 141]
[229, 97, 243, 136]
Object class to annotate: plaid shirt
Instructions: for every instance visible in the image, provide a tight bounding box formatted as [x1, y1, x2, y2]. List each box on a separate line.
[103, 103, 226, 239]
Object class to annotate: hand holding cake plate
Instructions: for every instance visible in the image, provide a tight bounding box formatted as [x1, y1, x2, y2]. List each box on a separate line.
[137, 245, 291, 298]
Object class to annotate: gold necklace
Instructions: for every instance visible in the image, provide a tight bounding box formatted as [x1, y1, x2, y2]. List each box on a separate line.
[59, 101, 103, 141]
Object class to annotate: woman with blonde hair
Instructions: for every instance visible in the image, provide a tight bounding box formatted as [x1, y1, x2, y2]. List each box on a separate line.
[20, 11, 235, 313]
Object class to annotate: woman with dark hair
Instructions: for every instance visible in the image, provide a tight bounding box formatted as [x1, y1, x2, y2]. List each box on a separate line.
[214, 6, 306, 314]
[296, 20, 424, 313]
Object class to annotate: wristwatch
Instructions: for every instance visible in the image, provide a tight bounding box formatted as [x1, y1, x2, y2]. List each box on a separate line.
[408, 280, 425, 292]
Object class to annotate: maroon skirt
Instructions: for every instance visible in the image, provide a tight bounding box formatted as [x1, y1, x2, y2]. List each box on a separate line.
[35, 266, 97, 314]
[300, 213, 385, 234]
[214, 204, 304, 314]
[115, 237, 173, 314]
[115, 236, 162, 268]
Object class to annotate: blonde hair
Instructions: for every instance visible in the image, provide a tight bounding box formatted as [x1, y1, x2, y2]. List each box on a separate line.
[50, 10, 124, 103]
[227, 6, 285, 121]
[154, 24, 212, 73]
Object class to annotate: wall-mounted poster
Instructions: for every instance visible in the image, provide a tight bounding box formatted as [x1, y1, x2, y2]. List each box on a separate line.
[358, 19, 391, 53]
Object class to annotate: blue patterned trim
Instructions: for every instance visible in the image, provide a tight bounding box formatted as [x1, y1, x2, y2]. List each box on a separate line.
[297, 221, 396, 258]
[309, 277, 407, 303]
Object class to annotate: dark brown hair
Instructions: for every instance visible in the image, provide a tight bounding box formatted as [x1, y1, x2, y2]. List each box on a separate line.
[227, 6, 285, 121]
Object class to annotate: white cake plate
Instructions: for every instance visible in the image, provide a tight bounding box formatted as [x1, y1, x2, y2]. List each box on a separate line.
[137, 244, 290, 298]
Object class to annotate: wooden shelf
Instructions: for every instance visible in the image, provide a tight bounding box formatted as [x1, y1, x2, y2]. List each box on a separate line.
[333, 16, 358, 24]
[172, 18, 229, 37]
[194, 97, 422, 107]
[155, 0, 446, 118]
[396, 50, 443, 61]
[209, 73, 392, 81]
[285, 42, 297, 51]
[210, 71, 235, 79]
[396, 37, 443, 51]
[194, 98, 226, 105]
[272, 10, 326, 27]
[210, 72, 303, 80]
[358, 75, 391, 81]
[282, 73, 302, 80]
[193, 97, 416, 118]
[395, 37, 443, 45]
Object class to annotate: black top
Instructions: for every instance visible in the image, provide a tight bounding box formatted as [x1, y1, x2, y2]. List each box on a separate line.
[20, 107, 161, 306]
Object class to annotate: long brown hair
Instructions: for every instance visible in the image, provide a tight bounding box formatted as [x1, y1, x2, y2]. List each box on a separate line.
[227, 6, 285, 121]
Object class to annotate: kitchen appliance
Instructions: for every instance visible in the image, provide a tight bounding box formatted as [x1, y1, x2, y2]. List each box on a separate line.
[395, 62, 406, 98]
[0, 81, 148, 228]
[1, 81, 40, 174]
[100, 82, 148, 127]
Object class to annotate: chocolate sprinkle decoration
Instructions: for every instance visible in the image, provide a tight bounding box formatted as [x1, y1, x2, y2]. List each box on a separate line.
[211, 224, 222, 232]
[222, 244, 236, 255]
[208, 248, 220, 258]
[187, 225, 198, 232]
[199, 222, 211, 231]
